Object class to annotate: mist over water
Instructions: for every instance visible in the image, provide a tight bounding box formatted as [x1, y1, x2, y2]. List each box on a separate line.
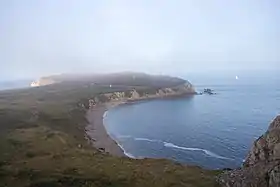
[104, 72, 280, 169]
[0, 80, 31, 91]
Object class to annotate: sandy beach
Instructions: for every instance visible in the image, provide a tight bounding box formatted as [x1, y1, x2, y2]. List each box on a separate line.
[85, 93, 194, 157]
[85, 104, 126, 157]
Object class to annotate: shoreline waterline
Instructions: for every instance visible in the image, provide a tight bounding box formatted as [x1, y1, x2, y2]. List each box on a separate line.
[86, 96, 233, 162]
[85, 94, 195, 159]
[85, 103, 126, 157]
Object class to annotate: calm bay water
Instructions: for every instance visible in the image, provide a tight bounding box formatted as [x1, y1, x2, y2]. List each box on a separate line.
[104, 72, 280, 169]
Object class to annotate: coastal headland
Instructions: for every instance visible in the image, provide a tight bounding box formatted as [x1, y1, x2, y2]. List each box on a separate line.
[0, 72, 278, 187]
[0, 72, 221, 187]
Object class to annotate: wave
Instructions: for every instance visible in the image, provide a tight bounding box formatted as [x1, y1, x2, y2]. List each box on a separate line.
[108, 135, 135, 158]
[134, 137, 160, 142]
[117, 135, 233, 161]
[118, 136, 160, 143]
[103, 111, 108, 118]
[163, 142, 233, 160]
[115, 141, 135, 159]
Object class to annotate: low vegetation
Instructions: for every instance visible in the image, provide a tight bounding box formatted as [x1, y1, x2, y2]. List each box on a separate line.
[0, 74, 220, 187]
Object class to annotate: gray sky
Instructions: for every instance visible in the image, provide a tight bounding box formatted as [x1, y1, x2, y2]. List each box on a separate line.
[1, 0, 279, 80]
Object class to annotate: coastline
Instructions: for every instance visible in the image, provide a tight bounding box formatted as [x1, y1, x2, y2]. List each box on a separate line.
[85, 103, 126, 157]
[85, 93, 195, 158]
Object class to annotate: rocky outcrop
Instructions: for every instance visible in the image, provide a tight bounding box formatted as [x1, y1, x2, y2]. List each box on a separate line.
[80, 84, 196, 109]
[85, 84, 195, 109]
[30, 81, 40, 87]
[244, 116, 280, 167]
[30, 78, 57, 87]
[218, 116, 280, 187]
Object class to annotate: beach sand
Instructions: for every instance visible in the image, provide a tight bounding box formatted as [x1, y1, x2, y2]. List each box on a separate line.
[85, 104, 125, 157]
[85, 94, 193, 157]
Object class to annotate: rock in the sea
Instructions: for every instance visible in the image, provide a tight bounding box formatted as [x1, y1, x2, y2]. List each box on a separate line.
[218, 116, 280, 187]
[202, 88, 216, 95]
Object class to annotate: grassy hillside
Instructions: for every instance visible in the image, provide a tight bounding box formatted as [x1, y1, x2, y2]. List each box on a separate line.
[36, 72, 188, 88]
[0, 74, 219, 187]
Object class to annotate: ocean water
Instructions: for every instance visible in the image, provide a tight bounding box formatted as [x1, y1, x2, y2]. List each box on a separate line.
[0, 80, 31, 91]
[104, 72, 280, 169]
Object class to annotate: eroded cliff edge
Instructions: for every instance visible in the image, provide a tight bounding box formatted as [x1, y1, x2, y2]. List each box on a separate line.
[82, 83, 195, 109]
[218, 115, 280, 187]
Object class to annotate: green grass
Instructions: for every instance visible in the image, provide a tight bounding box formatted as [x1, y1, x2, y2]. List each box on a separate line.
[0, 78, 220, 187]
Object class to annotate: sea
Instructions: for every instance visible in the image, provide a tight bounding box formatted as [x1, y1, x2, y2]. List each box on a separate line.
[0, 80, 31, 91]
[103, 71, 280, 169]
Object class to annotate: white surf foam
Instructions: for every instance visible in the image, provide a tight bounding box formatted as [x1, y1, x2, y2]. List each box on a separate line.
[163, 142, 233, 160]
[117, 142, 136, 159]
[103, 111, 108, 118]
[134, 137, 160, 142]
[116, 135, 233, 161]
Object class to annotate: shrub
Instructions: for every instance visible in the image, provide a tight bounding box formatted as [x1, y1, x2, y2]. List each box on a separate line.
[25, 152, 36, 158]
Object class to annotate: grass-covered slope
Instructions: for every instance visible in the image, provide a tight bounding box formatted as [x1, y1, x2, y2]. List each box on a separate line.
[0, 73, 219, 187]
[34, 72, 189, 88]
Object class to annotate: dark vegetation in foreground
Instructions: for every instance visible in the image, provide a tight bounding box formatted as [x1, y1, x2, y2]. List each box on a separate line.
[0, 73, 220, 187]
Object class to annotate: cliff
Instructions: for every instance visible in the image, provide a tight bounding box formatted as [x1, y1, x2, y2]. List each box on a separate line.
[81, 83, 195, 109]
[30, 72, 196, 106]
[218, 116, 280, 187]
[30, 77, 57, 87]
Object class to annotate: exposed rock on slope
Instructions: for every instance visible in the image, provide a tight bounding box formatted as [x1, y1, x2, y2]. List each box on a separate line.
[30, 77, 59, 87]
[218, 116, 280, 187]
[30, 72, 196, 105]
[84, 83, 195, 109]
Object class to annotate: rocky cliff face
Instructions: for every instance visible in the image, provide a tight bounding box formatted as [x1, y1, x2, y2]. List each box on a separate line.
[218, 116, 280, 187]
[85, 83, 195, 109]
[30, 78, 57, 87]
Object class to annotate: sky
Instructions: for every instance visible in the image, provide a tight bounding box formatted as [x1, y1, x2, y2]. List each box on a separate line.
[0, 0, 280, 80]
